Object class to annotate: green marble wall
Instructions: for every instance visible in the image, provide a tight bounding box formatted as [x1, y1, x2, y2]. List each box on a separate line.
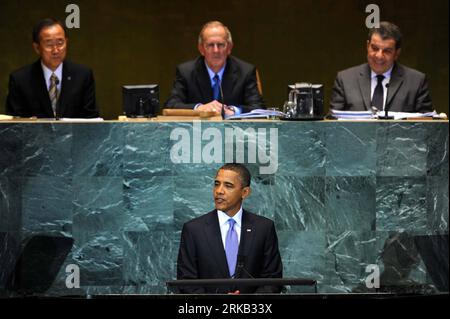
[0, 120, 448, 295]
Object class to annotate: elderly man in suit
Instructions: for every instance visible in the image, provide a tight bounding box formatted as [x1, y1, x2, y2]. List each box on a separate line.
[330, 21, 432, 113]
[177, 163, 283, 294]
[6, 18, 98, 118]
[165, 21, 264, 116]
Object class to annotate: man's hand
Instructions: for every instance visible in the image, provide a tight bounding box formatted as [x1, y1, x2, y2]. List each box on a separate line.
[196, 101, 235, 116]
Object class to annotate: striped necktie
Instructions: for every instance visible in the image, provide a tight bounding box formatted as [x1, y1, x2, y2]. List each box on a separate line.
[49, 73, 59, 116]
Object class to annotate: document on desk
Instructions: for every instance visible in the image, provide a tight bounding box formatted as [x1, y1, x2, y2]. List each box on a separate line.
[376, 111, 437, 120]
[226, 109, 285, 120]
[58, 118, 104, 122]
[330, 109, 375, 120]
[0, 114, 14, 120]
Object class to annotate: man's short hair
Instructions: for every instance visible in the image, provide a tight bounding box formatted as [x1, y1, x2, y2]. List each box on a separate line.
[32, 18, 67, 44]
[368, 21, 402, 49]
[219, 163, 251, 188]
[198, 21, 233, 45]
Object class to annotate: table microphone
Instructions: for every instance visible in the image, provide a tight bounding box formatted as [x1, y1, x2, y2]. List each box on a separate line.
[378, 83, 393, 119]
[219, 80, 225, 119]
[54, 77, 60, 120]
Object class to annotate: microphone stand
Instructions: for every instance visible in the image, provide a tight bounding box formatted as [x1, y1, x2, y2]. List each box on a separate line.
[219, 80, 225, 120]
[377, 83, 393, 119]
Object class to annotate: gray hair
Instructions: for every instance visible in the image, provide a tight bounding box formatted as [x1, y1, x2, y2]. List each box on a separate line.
[198, 21, 233, 45]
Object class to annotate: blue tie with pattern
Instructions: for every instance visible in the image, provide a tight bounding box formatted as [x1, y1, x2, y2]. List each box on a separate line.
[212, 74, 221, 101]
[225, 218, 238, 277]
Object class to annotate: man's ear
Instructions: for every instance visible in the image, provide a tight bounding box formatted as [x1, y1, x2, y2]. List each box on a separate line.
[242, 186, 251, 200]
[226, 42, 233, 55]
[32, 42, 40, 55]
[394, 48, 401, 60]
[198, 43, 205, 56]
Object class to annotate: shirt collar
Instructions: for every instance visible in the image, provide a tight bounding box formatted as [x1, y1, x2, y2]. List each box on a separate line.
[371, 66, 393, 80]
[217, 206, 243, 227]
[205, 61, 226, 82]
[41, 61, 63, 83]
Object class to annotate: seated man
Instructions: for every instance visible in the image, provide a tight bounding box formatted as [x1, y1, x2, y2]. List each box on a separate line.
[165, 21, 264, 117]
[6, 18, 99, 118]
[330, 21, 432, 113]
[177, 163, 283, 294]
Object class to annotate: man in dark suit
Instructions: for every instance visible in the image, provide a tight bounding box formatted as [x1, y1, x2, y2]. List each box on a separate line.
[6, 18, 98, 118]
[165, 21, 264, 116]
[330, 21, 433, 113]
[177, 163, 283, 294]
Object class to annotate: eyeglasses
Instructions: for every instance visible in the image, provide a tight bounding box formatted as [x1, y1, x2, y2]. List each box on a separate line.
[204, 42, 227, 50]
[41, 40, 66, 50]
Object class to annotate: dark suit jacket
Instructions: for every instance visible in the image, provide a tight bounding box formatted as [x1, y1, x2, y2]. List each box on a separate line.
[165, 56, 264, 113]
[330, 63, 433, 113]
[6, 60, 99, 118]
[177, 209, 283, 294]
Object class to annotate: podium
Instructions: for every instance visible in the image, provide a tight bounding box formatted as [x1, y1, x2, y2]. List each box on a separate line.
[166, 278, 317, 294]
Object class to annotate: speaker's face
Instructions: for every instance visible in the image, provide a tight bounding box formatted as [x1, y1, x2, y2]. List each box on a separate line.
[213, 169, 250, 217]
[367, 33, 401, 75]
[33, 24, 67, 71]
[198, 26, 233, 73]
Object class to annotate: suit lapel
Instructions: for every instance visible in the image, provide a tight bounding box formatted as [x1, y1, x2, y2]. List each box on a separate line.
[357, 64, 372, 110]
[222, 58, 237, 105]
[385, 63, 404, 110]
[238, 210, 255, 258]
[204, 211, 229, 278]
[194, 58, 213, 102]
[58, 61, 70, 117]
[32, 60, 53, 116]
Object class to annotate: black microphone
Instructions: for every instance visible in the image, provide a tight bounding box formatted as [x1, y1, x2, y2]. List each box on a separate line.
[377, 82, 393, 119]
[54, 77, 60, 120]
[235, 255, 254, 279]
[219, 79, 225, 119]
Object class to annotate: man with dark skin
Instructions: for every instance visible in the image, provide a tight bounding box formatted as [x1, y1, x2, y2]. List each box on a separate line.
[177, 163, 282, 294]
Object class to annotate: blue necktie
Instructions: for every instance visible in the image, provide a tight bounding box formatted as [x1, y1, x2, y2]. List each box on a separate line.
[212, 74, 221, 101]
[225, 219, 238, 277]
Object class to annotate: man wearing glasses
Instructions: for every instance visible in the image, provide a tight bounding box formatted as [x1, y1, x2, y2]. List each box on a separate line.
[165, 21, 264, 116]
[6, 18, 99, 118]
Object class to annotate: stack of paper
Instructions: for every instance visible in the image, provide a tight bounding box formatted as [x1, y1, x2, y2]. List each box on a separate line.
[58, 118, 104, 122]
[376, 111, 437, 120]
[330, 109, 375, 120]
[226, 109, 285, 120]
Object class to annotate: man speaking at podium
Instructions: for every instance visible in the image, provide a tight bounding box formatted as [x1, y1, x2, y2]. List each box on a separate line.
[176, 163, 283, 294]
[6, 18, 99, 118]
[330, 21, 433, 113]
[165, 21, 264, 117]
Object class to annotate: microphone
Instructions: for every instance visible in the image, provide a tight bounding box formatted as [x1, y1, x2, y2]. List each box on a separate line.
[235, 255, 254, 279]
[219, 79, 225, 119]
[379, 82, 393, 119]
